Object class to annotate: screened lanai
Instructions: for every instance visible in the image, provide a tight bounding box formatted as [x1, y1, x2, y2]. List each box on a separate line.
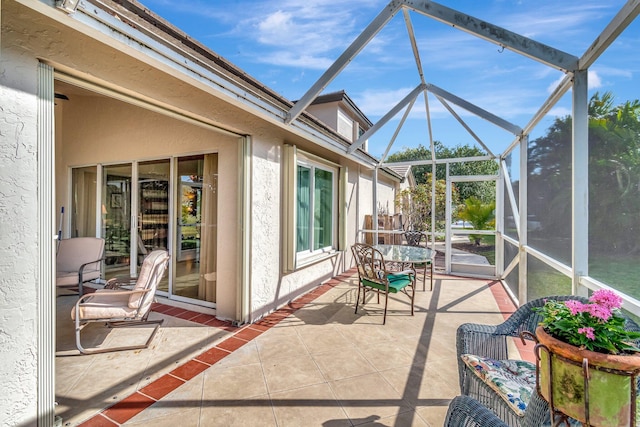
[283, 0, 640, 313]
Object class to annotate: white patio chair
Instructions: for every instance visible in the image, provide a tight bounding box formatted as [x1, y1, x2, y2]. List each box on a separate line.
[56, 237, 105, 296]
[71, 249, 169, 354]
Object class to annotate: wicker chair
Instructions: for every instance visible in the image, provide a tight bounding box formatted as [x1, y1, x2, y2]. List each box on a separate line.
[457, 295, 585, 426]
[457, 294, 640, 426]
[444, 395, 509, 427]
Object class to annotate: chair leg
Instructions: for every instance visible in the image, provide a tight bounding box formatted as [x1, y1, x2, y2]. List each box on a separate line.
[410, 285, 415, 316]
[355, 283, 362, 314]
[429, 262, 434, 291]
[75, 318, 164, 355]
[383, 292, 389, 325]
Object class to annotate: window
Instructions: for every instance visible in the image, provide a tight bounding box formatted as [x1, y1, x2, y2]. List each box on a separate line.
[283, 145, 343, 271]
[296, 159, 336, 256]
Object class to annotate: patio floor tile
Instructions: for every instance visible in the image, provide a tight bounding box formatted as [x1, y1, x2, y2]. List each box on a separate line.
[57, 269, 514, 426]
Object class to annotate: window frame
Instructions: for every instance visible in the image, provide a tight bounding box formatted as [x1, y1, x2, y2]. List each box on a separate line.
[295, 156, 337, 262]
[283, 145, 344, 272]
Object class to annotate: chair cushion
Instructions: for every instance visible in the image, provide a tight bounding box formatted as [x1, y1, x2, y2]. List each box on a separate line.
[71, 289, 137, 320]
[129, 250, 169, 309]
[362, 273, 412, 293]
[461, 353, 536, 417]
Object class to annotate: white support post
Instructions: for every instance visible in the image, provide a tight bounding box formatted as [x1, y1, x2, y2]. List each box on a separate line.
[430, 161, 436, 249]
[496, 164, 504, 277]
[518, 135, 528, 305]
[572, 70, 589, 297]
[373, 167, 379, 245]
[37, 61, 57, 427]
[238, 136, 252, 324]
[445, 163, 452, 274]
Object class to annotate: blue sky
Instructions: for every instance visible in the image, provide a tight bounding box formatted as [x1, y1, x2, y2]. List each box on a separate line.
[140, 0, 639, 159]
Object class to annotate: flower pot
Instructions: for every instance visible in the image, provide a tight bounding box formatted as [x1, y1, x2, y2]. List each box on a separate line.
[535, 326, 640, 426]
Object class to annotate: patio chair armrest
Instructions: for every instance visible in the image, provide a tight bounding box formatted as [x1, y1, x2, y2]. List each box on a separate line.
[78, 257, 103, 272]
[456, 322, 507, 359]
[76, 288, 152, 304]
[104, 277, 137, 290]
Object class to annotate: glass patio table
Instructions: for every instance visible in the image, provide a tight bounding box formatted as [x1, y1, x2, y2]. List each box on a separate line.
[374, 244, 435, 291]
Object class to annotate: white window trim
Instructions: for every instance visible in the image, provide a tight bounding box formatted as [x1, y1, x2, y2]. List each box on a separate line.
[282, 145, 344, 272]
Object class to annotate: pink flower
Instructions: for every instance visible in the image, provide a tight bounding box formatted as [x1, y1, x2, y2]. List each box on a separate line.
[565, 300, 588, 315]
[590, 289, 622, 310]
[588, 303, 612, 322]
[578, 327, 596, 340]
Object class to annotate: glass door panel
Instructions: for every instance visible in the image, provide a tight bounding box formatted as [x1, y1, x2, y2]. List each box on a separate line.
[138, 160, 170, 291]
[103, 164, 132, 280]
[176, 155, 217, 303]
[71, 166, 97, 238]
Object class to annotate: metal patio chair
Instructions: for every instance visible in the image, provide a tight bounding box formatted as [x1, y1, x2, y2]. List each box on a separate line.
[403, 230, 434, 291]
[56, 237, 105, 296]
[351, 243, 415, 325]
[71, 249, 169, 354]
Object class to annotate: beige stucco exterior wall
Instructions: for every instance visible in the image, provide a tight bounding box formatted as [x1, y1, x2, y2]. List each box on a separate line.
[0, 4, 40, 424]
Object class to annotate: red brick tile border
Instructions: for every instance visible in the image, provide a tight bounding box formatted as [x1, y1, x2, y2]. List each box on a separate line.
[487, 280, 536, 362]
[78, 269, 356, 426]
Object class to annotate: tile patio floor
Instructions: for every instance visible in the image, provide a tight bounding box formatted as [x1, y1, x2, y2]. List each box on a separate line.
[55, 269, 521, 427]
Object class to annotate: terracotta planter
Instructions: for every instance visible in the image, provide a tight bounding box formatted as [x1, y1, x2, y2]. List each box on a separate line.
[535, 326, 640, 426]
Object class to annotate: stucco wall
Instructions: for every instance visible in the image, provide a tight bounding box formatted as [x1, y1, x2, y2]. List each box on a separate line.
[0, 23, 40, 426]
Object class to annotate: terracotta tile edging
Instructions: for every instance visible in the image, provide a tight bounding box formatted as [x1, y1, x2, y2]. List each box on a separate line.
[487, 280, 536, 363]
[77, 273, 342, 426]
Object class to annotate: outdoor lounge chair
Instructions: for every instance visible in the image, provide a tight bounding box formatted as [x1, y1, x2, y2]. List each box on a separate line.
[456, 295, 640, 426]
[403, 230, 434, 291]
[56, 237, 105, 296]
[71, 249, 169, 354]
[351, 243, 415, 325]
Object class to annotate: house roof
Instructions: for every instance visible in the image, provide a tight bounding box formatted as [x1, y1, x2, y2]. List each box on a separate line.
[385, 164, 415, 185]
[309, 90, 374, 128]
[82, 0, 400, 178]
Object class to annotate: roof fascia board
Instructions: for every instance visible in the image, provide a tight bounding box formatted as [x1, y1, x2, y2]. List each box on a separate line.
[435, 95, 495, 157]
[340, 93, 375, 127]
[348, 83, 425, 154]
[427, 83, 522, 135]
[579, 0, 640, 70]
[73, 1, 289, 122]
[401, 0, 579, 72]
[19, 0, 380, 169]
[285, 2, 401, 125]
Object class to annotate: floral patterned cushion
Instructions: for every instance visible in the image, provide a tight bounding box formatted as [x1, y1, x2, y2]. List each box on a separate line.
[461, 353, 537, 417]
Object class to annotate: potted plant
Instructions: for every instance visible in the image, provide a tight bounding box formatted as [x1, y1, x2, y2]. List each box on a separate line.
[533, 290, 640, 426]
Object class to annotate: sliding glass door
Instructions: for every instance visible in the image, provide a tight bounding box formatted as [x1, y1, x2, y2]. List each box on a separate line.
[176, 155, 217, 303]
[102, 164, 132, 279]
[71, 154, 218, 306]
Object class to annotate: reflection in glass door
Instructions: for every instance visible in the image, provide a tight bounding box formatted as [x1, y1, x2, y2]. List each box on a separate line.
[72, 154, 217, 306]
[102, 164, 132, 280]
[138, 160, 170, 291]
[71, 166, 97, 237]
[176, 155, 217, 303]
